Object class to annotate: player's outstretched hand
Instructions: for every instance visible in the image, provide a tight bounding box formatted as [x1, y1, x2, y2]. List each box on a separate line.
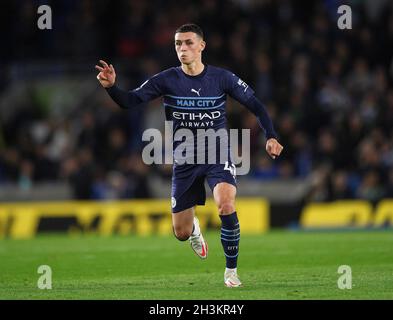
[95, 60, 116, 88]
[266, 138, 283, 159]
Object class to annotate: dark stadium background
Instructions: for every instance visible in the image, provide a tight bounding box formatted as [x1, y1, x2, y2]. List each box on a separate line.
[0, 0, 393, 229]
[1, 0, 393, 303]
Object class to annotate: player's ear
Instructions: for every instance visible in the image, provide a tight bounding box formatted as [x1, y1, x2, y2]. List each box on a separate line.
[200, 40, 206, 52]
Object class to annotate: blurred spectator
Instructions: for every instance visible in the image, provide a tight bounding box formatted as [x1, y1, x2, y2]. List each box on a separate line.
[356, 171, 385, 203]
[328, 171, 353, 201]
[385, 168, 393, 198]
[1, 0, 393, 202]
[250, 154, 279, 180]
[62, 148, 95, 199]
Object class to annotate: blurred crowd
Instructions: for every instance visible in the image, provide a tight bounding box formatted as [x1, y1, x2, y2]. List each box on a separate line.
[1, 0, 393, 203]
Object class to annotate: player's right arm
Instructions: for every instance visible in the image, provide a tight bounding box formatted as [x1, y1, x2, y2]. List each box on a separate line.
[95, 59, 162, 109]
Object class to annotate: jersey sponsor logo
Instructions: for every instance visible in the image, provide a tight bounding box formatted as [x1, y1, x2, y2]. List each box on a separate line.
[179, 121, 213, 128]
[172, 110, 221, 120]
[172, 110, 221, 128]
[191, 88, 202, 96]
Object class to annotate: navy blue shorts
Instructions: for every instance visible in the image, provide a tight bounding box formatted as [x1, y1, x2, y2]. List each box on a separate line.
[171, 161, 237, 213]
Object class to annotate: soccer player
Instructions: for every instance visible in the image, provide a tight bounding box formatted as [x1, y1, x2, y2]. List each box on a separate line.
[96, 24, 283, 287]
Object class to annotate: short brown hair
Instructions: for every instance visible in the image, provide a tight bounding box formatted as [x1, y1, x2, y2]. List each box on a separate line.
[175, 23, 204, 39]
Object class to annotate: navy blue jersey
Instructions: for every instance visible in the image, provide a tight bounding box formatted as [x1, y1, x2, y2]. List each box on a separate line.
[131, 65, 255, 164]
[105, 64, 278, 211]
[133, 65, 254, 129]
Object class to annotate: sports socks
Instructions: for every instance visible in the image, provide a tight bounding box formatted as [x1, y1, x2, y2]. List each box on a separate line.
[191, 219, 200, 236]
[220, 212, 240, 268]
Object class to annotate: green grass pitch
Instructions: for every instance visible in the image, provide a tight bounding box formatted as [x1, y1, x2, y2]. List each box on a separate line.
[0, 230, 392, 299]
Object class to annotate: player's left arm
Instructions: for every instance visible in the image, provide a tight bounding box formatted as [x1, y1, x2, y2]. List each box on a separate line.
[243, 95, 283, 159]
[224, 72, 283, 159]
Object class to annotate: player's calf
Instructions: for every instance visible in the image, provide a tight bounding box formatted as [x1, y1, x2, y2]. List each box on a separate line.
[173, 226, 192, 241]
[172, 207, 195, 241]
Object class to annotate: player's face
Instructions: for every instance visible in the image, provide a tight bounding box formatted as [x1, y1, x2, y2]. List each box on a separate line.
[175, 32, 205, 65]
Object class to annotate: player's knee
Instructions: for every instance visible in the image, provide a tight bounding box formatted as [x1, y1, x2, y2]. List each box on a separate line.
[218, 202, 235, 215]
[173, 226, 191, 241]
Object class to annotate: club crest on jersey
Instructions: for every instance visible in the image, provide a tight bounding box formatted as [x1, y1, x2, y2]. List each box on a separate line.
[171, 197, 176, 208]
